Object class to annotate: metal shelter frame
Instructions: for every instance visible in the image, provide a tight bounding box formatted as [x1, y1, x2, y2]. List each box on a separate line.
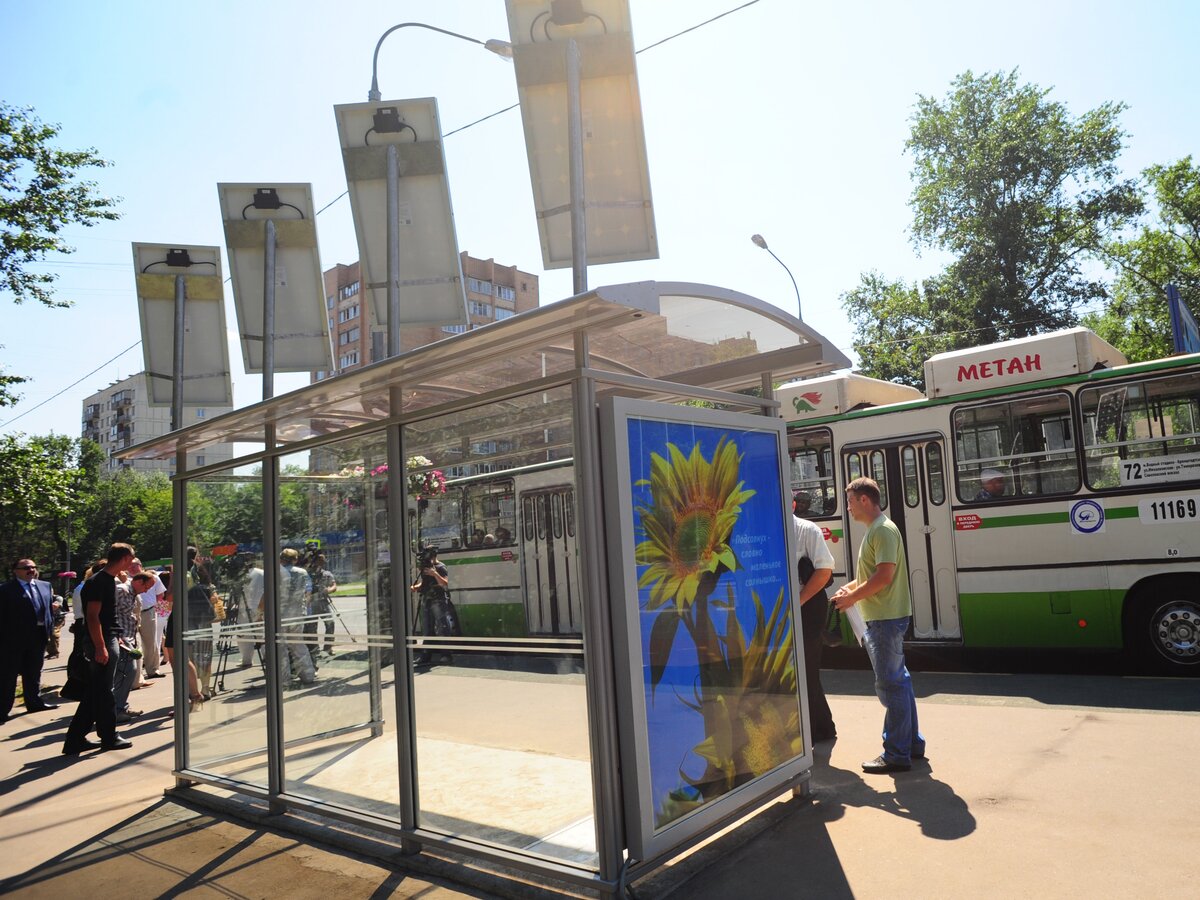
[122, 281, 851, 893]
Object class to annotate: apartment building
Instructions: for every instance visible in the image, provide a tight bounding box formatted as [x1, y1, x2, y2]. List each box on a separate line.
[315, 251, 540, 381]
[81, 372, 234, 474]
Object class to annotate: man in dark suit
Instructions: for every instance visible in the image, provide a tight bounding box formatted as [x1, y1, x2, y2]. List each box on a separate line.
[1, 558, 59, 722]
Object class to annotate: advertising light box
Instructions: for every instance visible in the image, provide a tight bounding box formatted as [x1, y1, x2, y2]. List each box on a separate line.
[600, 397, 812, 860]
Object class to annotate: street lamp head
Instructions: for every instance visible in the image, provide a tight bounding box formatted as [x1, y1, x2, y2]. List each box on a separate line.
[484, 39, 514, 59]
[749, 233, 802, 320]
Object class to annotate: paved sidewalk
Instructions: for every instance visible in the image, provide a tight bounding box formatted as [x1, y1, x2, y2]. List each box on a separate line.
[3, 643, 1198, 898]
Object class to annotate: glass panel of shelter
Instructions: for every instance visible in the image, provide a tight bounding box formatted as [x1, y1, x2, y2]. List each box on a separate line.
[273, 434, 396, 817]
[404, 384, 597, 868]
[183, 463, 270, 788]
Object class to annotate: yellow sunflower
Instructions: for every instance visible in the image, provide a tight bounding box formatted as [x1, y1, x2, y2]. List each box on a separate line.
[634, 436, 756, 612]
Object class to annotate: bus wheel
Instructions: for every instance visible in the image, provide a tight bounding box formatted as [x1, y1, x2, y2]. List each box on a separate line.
[1131, 578, 1200, 675]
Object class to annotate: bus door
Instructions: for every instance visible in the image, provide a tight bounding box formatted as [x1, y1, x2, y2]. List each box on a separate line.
[519, 486, 582, 635]
[842, 437, 961, 641]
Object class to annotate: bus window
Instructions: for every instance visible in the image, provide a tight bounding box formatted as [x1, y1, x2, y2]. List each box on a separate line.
[1081, 371, 1200, 490]
[417, 490, 463, 552]
[925, 444, 946, 505]
[953, 392, 1079, 501]
[463, 478, 516, 547]
[789, 428, 837, 515]
[870, 451, 888, 509]
[846, 452, 863, 483]
[902, 446, 920, 507]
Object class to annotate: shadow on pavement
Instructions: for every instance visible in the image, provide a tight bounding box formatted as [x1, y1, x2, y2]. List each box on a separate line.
[0, 798, 490, 900]
[638, 742, 974, 899]
[821, 667, 1200, 713]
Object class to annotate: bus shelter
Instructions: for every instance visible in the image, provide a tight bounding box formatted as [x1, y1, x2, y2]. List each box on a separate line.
[122, 281, 851, 893]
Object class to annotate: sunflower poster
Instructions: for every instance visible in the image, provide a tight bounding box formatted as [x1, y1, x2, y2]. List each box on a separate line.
[602, 399, 809, 857]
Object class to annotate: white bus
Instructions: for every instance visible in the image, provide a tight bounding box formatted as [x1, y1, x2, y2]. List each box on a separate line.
[778, 327, 1200, 675]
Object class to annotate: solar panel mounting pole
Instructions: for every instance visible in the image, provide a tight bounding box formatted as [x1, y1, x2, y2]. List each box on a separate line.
[263, 219, 277, 399]
[386, 143, 401, 357]
[567, 38, 587, 295]
[171, 274, 186, 431]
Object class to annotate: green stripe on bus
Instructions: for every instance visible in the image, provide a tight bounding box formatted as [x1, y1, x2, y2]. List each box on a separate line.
[443, 554, 515, 565]
[976, 505, 1138, 528]
[959, 589, 1124, 648]
[980, 511, 1067, 527]
[454, 603, 527, 637]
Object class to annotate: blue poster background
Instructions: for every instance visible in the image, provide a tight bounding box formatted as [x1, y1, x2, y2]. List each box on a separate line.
[625, 416, 800, 826]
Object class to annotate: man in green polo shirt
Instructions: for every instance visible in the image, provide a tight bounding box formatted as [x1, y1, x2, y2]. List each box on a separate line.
[831, 476, 925, 773]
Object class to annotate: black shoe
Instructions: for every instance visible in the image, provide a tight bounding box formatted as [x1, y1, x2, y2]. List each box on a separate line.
[147, 672, 168, 679]
[101, 736, 133, 751]
[862, 754, 911, 773]
[27, 701, 59, 712]
[62, 738, 101, 755]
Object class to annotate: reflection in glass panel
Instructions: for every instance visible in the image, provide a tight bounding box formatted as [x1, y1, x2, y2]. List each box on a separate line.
[405, 385, 597, 868]
[276, 432, 397, 818]
[184, 463, 270, 788]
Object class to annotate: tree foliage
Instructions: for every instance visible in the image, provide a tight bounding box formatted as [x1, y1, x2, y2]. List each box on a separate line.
[0, 104, 120, 406]
[0, 103, 120, 307]
[0, 433, 88, 568]
[1085, 156, 1200, 360]
[840, 272, 967, 389]
[845, 69, 1141, 387]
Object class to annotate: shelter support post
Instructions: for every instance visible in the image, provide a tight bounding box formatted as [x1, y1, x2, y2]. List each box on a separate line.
[574, 334, 625, 880]
[172, 448, 192, 787]
[262, 426, 285, 815]
[389, 387, 421, 854]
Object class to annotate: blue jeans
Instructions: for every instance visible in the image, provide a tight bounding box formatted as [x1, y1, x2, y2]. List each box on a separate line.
[863, 616, 924, 763]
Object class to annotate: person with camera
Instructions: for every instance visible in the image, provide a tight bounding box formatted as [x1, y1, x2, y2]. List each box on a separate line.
[409, 547, 453, 667]
[304, 553, 338, 658]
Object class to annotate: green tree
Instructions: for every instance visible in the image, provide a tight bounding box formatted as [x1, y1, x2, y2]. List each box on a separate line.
[129, 478, 174, 561]
[1085, 156, 1200, 360]
[0, 433, 85, 568]
[845, 69, 1141, 385]
[0, 104, 120, 405]
[841, 272, 971, 390]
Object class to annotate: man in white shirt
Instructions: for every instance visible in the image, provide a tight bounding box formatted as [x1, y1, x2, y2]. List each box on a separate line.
[239, 564, 265, 668]
[793, 493, 837, 742]
[129, 558, 167, 679]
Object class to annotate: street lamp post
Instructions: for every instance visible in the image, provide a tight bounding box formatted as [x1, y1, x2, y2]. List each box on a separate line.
[368, 22, 512, 101]
[751, 233, 803, 321]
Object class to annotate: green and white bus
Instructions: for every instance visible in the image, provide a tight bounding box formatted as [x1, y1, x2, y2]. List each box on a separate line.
[779, 327, 1200, 675]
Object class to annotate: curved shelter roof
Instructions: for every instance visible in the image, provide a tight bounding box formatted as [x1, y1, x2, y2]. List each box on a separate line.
[121, 281, 851, 463]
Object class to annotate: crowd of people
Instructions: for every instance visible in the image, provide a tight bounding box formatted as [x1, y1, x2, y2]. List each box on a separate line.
[1, 541, 249, 754]
[5, 477, 929, 772]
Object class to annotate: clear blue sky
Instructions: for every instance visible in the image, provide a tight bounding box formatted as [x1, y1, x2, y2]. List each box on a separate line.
[2, 0, 1198, 437]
